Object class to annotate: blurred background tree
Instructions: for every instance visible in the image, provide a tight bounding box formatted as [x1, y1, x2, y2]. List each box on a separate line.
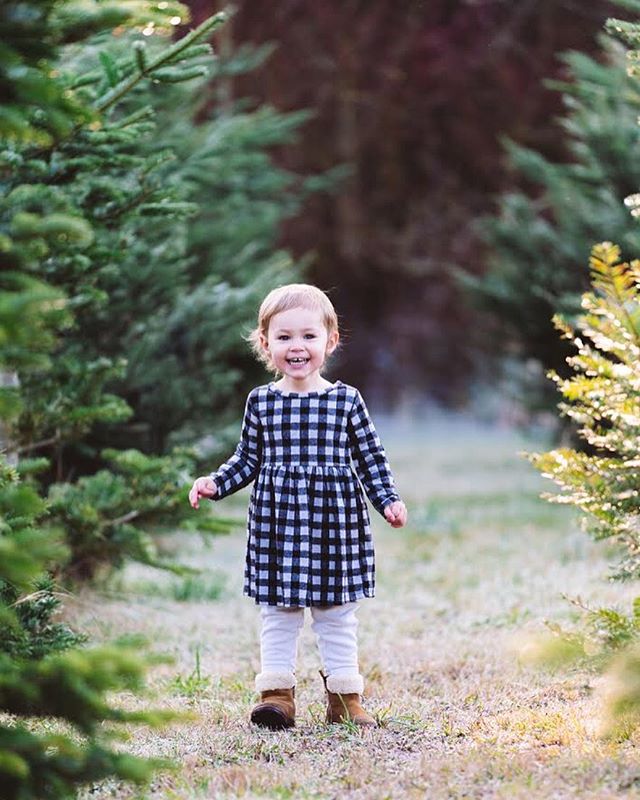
[185, 0, 619, 407]
[468, 35, 640, 416]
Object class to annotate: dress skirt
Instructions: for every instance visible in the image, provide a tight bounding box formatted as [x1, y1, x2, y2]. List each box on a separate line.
[211, 381, 400, 607]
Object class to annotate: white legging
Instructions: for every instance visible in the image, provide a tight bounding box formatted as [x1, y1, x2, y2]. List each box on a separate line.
[259, 602, 360, 678]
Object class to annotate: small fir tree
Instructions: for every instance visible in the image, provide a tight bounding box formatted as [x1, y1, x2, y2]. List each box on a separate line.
[0, 259, 177, 799]
[530, 242, 640, 580]
[0, 457, 180, 800]
[528, 240, 640, 736]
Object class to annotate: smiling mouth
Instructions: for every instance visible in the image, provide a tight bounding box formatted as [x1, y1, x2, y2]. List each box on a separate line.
[287, 357, 310, 364]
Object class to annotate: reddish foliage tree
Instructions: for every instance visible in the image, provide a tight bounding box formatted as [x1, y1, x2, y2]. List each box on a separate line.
[186, 0, 616, 405]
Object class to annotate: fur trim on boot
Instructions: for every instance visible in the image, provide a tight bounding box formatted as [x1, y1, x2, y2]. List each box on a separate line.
[254, 671, 295, 692]
[320, 671, 376, 727]
[325, 673, 364, 695]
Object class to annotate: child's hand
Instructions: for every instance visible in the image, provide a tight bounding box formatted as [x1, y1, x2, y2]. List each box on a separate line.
[384, 500, 407, 528]
[189, 476, 217, 509]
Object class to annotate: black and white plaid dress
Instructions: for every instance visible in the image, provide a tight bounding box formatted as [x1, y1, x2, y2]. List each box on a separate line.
[211, 381, 400, 607]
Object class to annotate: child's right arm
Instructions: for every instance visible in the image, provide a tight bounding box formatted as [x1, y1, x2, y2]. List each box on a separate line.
[189, 391, 262, 509]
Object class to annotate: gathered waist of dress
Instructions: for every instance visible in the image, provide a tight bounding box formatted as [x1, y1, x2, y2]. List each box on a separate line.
[261, 460, 351, 469]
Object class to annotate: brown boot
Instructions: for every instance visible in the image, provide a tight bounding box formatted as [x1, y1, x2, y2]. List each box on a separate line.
[251, 688, 295, 730]
[320, 670, 376, 727]
[251, 673, 296, 730]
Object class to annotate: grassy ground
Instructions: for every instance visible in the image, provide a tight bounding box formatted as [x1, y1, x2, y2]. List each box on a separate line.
[69, 415, 640, 799]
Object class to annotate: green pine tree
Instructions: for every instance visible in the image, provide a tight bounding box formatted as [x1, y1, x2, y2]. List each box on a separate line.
[0, 257, 177, 799]
[2, 1, 240, 580]
[465, 23, 640, 413]
[527, 240, 640, 736]
[0, 457, 181, 800]
[530, 242, 640, 580]
[54, 32, 316, 457]
[514, 4, 640, 741]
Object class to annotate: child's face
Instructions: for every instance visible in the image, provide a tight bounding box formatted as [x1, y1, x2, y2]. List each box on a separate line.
[260, 306, 338, 380]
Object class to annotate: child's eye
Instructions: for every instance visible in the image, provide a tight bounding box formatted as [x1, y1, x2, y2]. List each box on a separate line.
[304, 334, 316, 339]
[277, 335, 290, 341]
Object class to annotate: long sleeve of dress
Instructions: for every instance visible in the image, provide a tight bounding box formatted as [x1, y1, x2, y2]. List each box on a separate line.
[347, 389, 400, 516]
[210, 392, 262, 500]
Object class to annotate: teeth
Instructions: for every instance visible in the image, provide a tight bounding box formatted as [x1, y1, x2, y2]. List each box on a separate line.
[288, 358, 308, 363]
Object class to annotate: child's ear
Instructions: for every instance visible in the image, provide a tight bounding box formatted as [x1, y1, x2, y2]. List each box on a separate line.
[259, 332, 270, 354]
[326, 330, 339, 355]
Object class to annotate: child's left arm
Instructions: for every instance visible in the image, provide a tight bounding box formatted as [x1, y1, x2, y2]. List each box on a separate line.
[347, 390, 407, 528]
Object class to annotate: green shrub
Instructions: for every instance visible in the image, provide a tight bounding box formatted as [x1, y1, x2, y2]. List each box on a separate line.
[529, 241, 640, 736]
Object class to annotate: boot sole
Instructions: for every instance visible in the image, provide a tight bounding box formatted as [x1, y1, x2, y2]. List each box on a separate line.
[251, 704, 295, 730]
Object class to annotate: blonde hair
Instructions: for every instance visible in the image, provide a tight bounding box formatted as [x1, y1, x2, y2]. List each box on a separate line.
[247, 283, 339, 372]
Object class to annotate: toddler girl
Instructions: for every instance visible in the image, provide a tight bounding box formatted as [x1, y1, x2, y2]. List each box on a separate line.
[188, 283, 407, 729]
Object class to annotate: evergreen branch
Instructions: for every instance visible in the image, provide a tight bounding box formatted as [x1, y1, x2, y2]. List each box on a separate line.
[10, 588, 74, 608]
[590, 243, 640, 350]
[134, 41, 147, 74]
[106, 510, 141, 528]
[27, 12, 227, 161]
[94, 13, 228, 115]
[9, 435, 62, 455]
[95, 183, 159, 223]
[111, 106, 155, 129]
[606, 17, 640, 46]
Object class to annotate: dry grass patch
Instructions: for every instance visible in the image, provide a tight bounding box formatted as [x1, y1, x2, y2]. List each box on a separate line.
[69, 417, 640, 799]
